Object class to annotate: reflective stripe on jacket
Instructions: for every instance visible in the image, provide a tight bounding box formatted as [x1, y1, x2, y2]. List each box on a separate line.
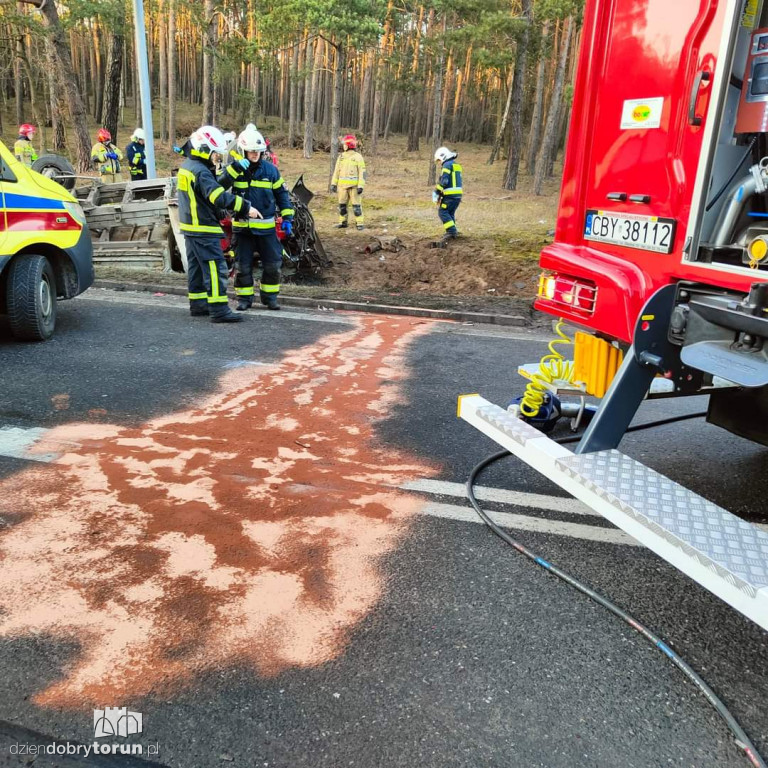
[91, 141, 123, 175]
[177, 156, 250, 237]
[218, 157, 294, 234]
[436, 159, 463, 197]
[331, 150, 366, 188]
[13, 137, 37, 167]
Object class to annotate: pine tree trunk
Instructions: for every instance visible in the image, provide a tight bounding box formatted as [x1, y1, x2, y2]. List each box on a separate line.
[35, 0, 91, 172]
[371, 0, 394, 156]
[487, 70, 513, 165]
[18, 55, 44, 147]
[80, 37, 90, 115]
[502, 0, 532, 190]
[15, 3, 24, 127]
[45, 40, 65, 151]
[202, 0, 215, 124]
[370, 50, 383, 153]
[93, 21, 104, 123]
[168, 0, 176, 146]
[383, 91, 398, 141]
[534, 16, 573, 195]
[329, 41, 344, 189]
[302, 36, 321, 159]
[406, 5, 424, 151]
[102, 26, 124, 142]
[158, 0, 167, 142]
[428, 16, 447, 187]
[526, 20, 550, 175]
[288, 41, 300, 147]
[358, 53, 372, 132]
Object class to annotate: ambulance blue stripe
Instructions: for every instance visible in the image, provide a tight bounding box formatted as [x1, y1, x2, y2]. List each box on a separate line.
[3, 193, 65, 210]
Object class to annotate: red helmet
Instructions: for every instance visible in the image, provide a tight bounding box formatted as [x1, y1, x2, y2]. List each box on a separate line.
[342, 134, 357, 150]
[18, 123, 35, 137]
[97, 128, 112, 143]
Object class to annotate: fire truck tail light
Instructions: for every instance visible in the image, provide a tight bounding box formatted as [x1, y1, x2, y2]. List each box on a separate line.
[538, 273, 597, 314]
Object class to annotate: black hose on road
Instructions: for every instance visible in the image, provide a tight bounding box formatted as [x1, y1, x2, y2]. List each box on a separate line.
[466, 411, 766, 768]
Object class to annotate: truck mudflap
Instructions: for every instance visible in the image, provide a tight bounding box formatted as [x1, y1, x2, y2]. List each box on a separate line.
[457, 393, 768, 631]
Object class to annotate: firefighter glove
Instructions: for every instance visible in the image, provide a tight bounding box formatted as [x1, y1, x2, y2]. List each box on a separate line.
[106, 151, 119, 160]
[357, 188, 364, 196]
[282, 220, 293, 237]
[330, 185, 337, 193]
[237, 158, 250, 170]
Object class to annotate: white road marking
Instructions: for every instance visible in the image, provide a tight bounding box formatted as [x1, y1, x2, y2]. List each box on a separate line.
[420, 501, 639, 546]
[0, 427, 61, 463]
[400, 478, 597, 517]
[2, 424, 766, 541]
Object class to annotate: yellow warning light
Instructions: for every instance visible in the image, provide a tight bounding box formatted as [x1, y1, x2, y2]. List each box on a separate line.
[538, 274, 557, 300]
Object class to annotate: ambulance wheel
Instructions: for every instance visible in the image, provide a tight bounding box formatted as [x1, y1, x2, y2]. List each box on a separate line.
[31, 154, 76, 190]
[7, 254, 57, 341]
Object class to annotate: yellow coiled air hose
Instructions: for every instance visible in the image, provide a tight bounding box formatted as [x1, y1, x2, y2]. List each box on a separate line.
[519, 320, 575, 418]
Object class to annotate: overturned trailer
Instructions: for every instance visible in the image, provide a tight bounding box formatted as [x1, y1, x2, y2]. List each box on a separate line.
[72, 174, 330, 275]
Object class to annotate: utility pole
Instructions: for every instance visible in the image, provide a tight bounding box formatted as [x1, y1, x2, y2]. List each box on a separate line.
[132, 0, 156, 178]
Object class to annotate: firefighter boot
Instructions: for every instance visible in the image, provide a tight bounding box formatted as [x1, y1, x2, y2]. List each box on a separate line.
[189, 302, 209, 317]
[236, 298, 252, 311]
[210, 305, 244, 323]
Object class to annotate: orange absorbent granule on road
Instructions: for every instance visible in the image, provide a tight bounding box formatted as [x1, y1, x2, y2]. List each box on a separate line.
[0, 316, 439, 707]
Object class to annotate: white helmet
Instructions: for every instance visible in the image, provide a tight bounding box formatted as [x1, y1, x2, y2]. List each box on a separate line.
[131, 128, 146, 141]
[222, 131, 237, 151]
[434, 146, 457, 163]
[237, 125, 267, 153]
[189, 125, 228, 156]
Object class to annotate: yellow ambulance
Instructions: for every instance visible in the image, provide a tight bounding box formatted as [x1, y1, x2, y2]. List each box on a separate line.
[0, 139, 93, 341]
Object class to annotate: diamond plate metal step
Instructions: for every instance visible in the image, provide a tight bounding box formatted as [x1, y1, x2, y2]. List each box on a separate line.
[457, 394, 768, 630]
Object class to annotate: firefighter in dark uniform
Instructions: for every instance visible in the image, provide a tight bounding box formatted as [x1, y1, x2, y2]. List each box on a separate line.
[177, 125, 262, 323]
[433, 146, 463, 242]
[219, 125, 294, 311]
[125, 128, 147, 181]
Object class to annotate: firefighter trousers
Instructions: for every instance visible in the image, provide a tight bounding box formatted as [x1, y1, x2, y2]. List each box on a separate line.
[337, 186, 363, 226]
[185, 235, 232, 317]
[438, 196, 461, 236]
[233, 230, 283, 308]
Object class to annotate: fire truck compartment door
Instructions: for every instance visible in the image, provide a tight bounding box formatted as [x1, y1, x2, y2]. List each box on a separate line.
[583, 0, 729, 259]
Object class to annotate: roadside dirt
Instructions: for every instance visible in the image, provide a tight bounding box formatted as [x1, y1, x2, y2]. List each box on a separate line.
[321, 232, 544, 299]
[96, 230, 547, 321]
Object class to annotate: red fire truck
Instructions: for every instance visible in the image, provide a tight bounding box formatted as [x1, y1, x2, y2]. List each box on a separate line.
[459, 0, 768, 630]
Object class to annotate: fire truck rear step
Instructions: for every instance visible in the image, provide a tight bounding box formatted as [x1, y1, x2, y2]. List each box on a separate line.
[458, 394, 768, 631]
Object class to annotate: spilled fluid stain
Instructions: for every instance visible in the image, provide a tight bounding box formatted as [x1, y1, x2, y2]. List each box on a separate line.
[0, 316, 438, 707]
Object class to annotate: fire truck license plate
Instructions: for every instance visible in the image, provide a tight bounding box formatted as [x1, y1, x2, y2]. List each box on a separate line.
[584, 210, 676, 254]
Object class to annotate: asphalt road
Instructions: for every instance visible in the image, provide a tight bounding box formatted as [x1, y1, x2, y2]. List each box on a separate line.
[0, 289, 766, 768]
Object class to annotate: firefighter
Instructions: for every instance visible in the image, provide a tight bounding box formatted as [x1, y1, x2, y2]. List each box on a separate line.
[433, 146, 463, 242]
[91, 128, 124, 184]
[14, 124, 38, 167]
[177, 124, 262, 323]
[330, 134, 366, 230]
[264, 138, 279, 166]
[219, 125, 294, 311]
[125, 128, 147, 181]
